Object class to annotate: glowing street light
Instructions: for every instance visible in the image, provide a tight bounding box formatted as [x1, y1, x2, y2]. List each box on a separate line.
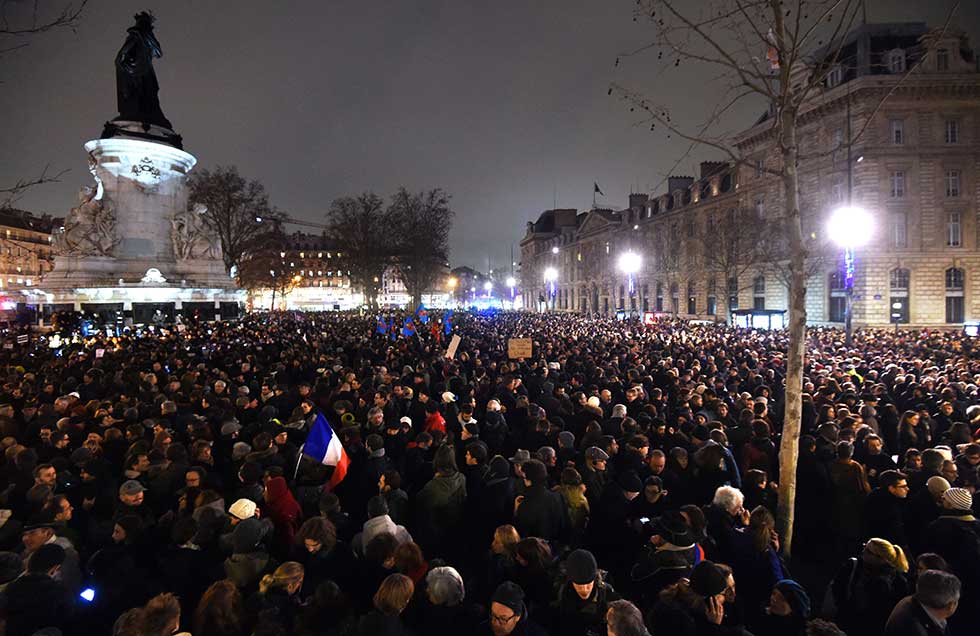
[483, 280, 493, 297]
[506, 276, 516, 299]
[618, 251, 642, 312]
[544, 267, 558, 311]
[551, 246, 559, 254]
[828, 205, 873, 346]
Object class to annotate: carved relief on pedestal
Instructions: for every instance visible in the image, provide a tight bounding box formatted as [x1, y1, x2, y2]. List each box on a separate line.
[53, 184, 120, 257]
[171, 203, 222, 260]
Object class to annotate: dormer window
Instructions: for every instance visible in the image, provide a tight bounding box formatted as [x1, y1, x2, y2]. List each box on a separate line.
[826, 65, 843, 88]
[888, 49, 906, 74]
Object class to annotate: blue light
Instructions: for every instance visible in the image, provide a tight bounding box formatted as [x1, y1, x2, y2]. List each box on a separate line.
[80, 588, 96, 602]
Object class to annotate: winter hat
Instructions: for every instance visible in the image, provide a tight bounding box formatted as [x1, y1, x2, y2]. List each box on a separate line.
[585, 446, 609, 462]
[565, 549, 598, 585]
[228, 498, 257, 521]
[926, 476, 951, 498]
[220, 420, 242, 436]
[488, 455, 510, 479]
[862, 538, 909, 573]
[774, 580, 811, 618]
[119, 480, 146, 497]
[557, 431, 575, 448]
[690, 560, 728, 597]
[232, 517, 265, 553]
[442, 391, 457, 403]
[491, 581, 525, 616]
[652, 511, 695, 547]
[942, 487, 973, 512]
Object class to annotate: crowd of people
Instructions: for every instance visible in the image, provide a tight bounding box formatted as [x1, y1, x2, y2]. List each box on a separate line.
[0, 309, 978, 636]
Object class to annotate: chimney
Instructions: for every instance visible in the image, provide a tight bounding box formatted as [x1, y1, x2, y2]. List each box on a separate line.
[699, 161, 727, 180]
[629, 193, 649, 211]
[667, 176, 694, 193]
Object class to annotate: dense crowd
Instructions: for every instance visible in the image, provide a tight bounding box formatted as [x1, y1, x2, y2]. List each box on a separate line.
[0, 310, 978, 636]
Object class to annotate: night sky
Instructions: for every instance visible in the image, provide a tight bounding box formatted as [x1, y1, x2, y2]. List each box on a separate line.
[2, 1, 976, 271]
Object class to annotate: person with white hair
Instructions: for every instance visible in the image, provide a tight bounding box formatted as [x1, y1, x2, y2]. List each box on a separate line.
[705, 485, 749, 564]
[420, 566, 480, 635]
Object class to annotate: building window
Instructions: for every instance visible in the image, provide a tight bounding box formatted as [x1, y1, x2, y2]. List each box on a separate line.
[945, 120, 959, 144]
[831, 174, 845, 203]
[707, 278, 717, 315]
[890, 119, 904, 145]
[687, 281, 696, 315]
[642, 284, 649, 311]
[892, 212, 907, 248]
[618, 285, 625, 309]
[890, 170, 906, 198]
[945, 170, 961, 197]
[656, 282, 664, 312]
[890, 268, 910, 324]
[755, 199, 765, 219]
[752, 275, 766, 310]
[946, 211, 962, 247]
[670, 283, 679, 314]
[755, 159, 764, 178]
[829, 271, 846, 323]
[826, 65, 843, 88]
[946, 267, 965, 323]
[937, 48, 949, 71]
[727, 277, 739, 311]
[888, 49, 906, 73]
[832, 127, 844, 152]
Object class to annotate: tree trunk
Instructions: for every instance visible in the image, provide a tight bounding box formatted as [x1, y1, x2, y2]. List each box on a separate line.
[776, 105, 807, 557]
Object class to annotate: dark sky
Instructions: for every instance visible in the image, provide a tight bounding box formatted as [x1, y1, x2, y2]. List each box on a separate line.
[2, 1, 976, 272]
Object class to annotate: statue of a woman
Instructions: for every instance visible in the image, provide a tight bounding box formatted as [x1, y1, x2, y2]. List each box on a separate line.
[114, 11, 172, 130]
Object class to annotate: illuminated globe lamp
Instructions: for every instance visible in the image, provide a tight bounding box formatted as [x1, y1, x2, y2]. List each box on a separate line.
[544, 267, 558, 311]
[618, 251, 642, 313]
[827, 205, 873, 346]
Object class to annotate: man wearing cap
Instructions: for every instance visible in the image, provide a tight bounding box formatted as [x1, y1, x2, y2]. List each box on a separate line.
[478, 581, 546, 636]
[115, 479, 156, 529]
[924, 487, 979, 619]
[19, 514, 81, 594]
[630, 511, 701, 597]
[556, 548, 621, 636]
[589, 470, 644, 578]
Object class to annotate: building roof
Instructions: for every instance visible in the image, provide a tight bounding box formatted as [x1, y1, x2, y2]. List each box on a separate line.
[0, 208, 60, 234]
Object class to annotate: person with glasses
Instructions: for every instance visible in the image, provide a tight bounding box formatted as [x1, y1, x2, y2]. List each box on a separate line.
[479, 581, 546, 636]
[865, 470, 910, 548]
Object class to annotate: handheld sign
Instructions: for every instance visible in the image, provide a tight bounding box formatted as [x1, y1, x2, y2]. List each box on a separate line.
[95, 349, 105, 359]
[508, 338, 532, 359]
[445, 334, 462, 359]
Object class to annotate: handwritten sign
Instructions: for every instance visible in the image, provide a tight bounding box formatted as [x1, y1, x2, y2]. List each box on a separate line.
[95, 349, 105, 359]
[508, 338, 532, 359]
[445, 334, 461, 359]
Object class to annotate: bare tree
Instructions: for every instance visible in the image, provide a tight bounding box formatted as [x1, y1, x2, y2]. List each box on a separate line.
[187, 165, 285, 274]
[388, 187, 454, 309]
[325, 192, 393, 308]
[236, 227, 300, 309]
[611, 0, 958, 554]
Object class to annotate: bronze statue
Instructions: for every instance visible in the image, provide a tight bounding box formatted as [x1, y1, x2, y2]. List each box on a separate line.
[114, 11, 172, 130]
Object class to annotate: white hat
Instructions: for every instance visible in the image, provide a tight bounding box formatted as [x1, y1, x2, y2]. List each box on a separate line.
[399, 416, 413, 427]
[442, 391, 457, 403]
[229, 498, 257, 520]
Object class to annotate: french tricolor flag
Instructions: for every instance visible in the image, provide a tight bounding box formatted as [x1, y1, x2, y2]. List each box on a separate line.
[303, 412, 350, 490]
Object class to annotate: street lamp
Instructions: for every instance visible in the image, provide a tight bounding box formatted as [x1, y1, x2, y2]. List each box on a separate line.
[544, 267, 558, 311]
[828, 205, 873, 346]
[552, 246, 559, 254]
[618, 251, 642, 314]
[506, 276, 516, 300]
[483, 280, 492, 298]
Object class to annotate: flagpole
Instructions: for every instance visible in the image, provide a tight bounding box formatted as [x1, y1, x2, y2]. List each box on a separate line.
[292, 442, 305, 482]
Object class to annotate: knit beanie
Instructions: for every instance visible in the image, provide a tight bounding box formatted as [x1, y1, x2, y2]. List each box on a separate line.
[565, 549, 598, 585]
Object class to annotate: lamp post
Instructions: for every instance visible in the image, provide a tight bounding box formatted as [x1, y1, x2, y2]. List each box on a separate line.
[483, 280, 492, 298]
[618, 251, 642, 317]
[544, 267, 558, 312]
[827, 205, 873, 347]
[506, 276, 516, 304]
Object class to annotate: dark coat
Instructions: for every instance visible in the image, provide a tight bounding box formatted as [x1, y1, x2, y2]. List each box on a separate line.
[865, 487, 909, 547]
[414, 471, 467, 558]
[1, 573, 72, 636]
[514, 484, 570, 543]
[555, 578, 622, 636]
[884, 596, 949, 636]
[353, 611, 415, 636]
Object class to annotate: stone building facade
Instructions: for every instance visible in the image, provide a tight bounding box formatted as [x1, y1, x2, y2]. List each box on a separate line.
[520, 23, 980, 327]
[0, 209, 58, 293]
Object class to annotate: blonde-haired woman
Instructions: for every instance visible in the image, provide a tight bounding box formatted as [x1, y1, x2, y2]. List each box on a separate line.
[253, 562, 305, 633]
[354, 573, 415, 636]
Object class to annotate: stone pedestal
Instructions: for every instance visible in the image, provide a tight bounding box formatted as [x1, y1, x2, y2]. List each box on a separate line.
[39, 136, 243, 320]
